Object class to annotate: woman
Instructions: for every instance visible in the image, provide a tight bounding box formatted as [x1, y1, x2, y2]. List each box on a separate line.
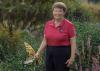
[34, 2, 77, 71]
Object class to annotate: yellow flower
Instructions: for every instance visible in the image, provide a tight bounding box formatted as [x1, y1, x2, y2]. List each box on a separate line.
[24, 42, 35, 57]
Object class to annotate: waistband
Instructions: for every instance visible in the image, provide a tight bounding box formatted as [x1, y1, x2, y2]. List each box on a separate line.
[47, 45, 71, 48]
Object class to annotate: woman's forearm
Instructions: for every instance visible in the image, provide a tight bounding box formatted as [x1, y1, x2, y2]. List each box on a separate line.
[70, 37, 77, 59]
[37, 37, 47, 54]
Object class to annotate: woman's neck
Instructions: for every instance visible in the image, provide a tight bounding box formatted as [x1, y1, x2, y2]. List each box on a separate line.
[54, 18, 64, 27]
[54, 17, 64, 22]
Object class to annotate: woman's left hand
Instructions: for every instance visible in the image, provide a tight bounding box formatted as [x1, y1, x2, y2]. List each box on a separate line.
[65, 58, 74, 67]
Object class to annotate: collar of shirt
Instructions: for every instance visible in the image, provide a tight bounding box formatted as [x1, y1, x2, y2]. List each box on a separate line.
[49, 18, 65, 28]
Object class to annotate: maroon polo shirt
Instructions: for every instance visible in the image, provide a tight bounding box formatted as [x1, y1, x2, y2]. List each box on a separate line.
[44, 18, 76, 46]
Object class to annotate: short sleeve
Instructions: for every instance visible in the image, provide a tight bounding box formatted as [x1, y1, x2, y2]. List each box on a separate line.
[68, 24, 76, 38]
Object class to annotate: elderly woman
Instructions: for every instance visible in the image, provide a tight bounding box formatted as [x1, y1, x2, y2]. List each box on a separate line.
[35, 2, 77, 71]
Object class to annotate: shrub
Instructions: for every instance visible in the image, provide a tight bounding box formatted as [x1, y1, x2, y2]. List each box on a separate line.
[0, 26, 27, 71]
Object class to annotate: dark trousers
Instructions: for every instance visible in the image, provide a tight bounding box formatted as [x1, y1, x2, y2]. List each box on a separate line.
[45, 46, 71, 71]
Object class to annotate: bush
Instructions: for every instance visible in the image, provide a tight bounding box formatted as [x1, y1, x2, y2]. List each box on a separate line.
[70, 21, 100, 71]
[0, 26, 27, 71]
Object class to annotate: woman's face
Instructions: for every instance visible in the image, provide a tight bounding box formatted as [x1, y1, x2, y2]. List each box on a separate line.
[53, 7, 65, 20]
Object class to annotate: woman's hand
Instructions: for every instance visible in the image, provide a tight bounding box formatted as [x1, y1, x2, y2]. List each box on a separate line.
[34, 52, 40, 59]
[65, 58, 74, 67]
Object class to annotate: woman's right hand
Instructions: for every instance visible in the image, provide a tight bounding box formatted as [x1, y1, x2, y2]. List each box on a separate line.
[34, 52, 40, 59]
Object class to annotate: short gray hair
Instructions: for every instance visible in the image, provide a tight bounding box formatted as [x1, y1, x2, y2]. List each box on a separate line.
[52, 2, 67, 13]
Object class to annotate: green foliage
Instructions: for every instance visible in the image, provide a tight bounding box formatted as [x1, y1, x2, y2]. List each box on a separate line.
[0, 0, 55, 30]
[0, 26, 27, 71]
[20, 30, 43, 50]
[0, 0, 99, 31]
[71, 21, 100, 70]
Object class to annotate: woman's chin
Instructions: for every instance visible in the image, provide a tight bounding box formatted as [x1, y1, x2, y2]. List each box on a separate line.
[54, 18, 62, 20]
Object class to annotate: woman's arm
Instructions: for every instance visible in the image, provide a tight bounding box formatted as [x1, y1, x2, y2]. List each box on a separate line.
[35, 37, 47, 58]
[70, 36, 77, 60]
[37, 37, 47, 54]
[66, 36, 77, 66]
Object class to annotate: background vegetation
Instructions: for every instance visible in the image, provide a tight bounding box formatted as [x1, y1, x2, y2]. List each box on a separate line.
[0, 0, 100, 71]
